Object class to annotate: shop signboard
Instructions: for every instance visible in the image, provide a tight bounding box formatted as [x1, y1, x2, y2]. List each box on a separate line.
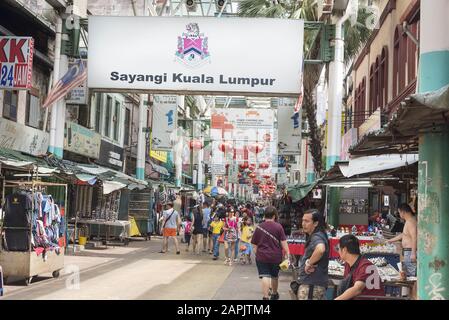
[0, 36, 34, 89]
[66, 60, 88, 104]
[151, 95, 178, 151]
[64, 121, 101, 159]
[0, 117, 48, 156]
[88, 17, 304, 96]
[97, 139, 124, 171]
[210, 108, 274, 141]
[277, 98, 301, 156]
[150, 150, 167, 163]
[341, 128, 358, 161]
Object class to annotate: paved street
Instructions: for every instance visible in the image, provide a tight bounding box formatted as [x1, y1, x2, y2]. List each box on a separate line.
[1, 237, 292, 300]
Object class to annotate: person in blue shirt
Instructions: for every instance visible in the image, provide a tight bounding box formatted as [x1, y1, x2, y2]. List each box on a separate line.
[202, 202, 213, 254]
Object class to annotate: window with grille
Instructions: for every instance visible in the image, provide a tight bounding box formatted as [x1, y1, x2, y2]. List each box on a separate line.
[2, 90, 18, 121]
[25, 92, 42, 129]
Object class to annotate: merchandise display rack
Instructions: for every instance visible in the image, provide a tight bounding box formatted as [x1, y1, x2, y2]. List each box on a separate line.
[0, 180, 67, 285]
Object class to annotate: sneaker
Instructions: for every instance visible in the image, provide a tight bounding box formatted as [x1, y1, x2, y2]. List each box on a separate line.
[213, 257, 218, 260]
[234, 259, 238, 263]
[224, 258, 230, 264]
[270, 292, 279, 300]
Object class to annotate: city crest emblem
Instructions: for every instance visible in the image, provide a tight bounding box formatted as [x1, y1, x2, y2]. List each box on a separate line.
[175, 23, 210, 68]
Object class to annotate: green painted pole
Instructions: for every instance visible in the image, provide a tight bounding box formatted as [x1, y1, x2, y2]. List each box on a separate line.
[417, 127, 449, 300]
[417, 0, 449, 300]
[328, 187, 340, 228]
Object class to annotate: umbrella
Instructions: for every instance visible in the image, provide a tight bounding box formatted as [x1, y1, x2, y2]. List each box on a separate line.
[203, 186, 229, 197]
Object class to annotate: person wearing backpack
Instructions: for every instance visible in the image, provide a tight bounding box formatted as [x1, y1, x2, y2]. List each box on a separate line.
[159, 201, 181, 254]
[296, 209, 329, 300]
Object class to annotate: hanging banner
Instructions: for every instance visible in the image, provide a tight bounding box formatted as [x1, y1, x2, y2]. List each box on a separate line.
[88, 17, 304, 96]
[151, 95, 178, 151]
[211, 140, 226, 175]
[211, 108, 274, 140]
[0, 37, 34, 90]
[277, 98, 301, 156]
[228, 163, 239, 184]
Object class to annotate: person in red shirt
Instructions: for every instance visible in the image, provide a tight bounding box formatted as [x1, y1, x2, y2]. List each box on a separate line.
[335, 234, 385, 300]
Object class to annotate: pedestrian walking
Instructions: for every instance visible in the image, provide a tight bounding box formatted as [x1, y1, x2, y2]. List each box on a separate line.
[233, 211, 243, 263]
[240, 217, 255, 264]
[223, 209, 238, 266]
[251, 206, 290, 300]
[191, 205, 204, 255]
[202, 202, 212, 254]
[296, 209, 329, 300]
[159, 201, 181, 254]
[183, 216, 193, 252]
[210, 215, 224, 260]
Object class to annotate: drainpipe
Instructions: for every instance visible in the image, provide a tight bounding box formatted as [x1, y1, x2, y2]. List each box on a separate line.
[136, 0, 150, 180]
[326, 1, 356, 227]
[48, 15, 62, 155]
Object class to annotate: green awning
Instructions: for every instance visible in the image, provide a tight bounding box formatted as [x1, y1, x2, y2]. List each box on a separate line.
[287, 180, 320, 202]
[0, 147, 56, 172]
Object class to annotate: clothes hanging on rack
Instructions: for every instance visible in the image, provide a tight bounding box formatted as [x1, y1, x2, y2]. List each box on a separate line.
[32, 192, 62, 255]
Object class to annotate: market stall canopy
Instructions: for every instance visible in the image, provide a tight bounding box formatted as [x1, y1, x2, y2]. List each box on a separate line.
[0, 147, 58, 173]
[338, 154, 419, 178]
[287, 180, 320, 202]
[203, 186, 228, 197]
[103, 180, 128, 195]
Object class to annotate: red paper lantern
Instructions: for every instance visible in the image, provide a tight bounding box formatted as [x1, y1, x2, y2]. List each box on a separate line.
[189, 140, 203, 150]
[238, 173, 242, 178]
[259, 162, 269, 170]
[249, 173, 256, 179]
[219, 142, 233, 153]
[266, 180, 273, 185]
[263, 174, 271, 179]
[254, 179, 261, 185]
[239, 162, 249, 170]
[248, 143, 264, 154]
[263, 133, 271, 142]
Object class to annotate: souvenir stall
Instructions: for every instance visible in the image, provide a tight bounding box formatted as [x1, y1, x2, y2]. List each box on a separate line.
[127, 183, 155, 240]
[0, 180, 67, 286]
[72, 180, 131, 247]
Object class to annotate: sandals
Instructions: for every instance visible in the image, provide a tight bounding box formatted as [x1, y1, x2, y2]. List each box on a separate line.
[159, 251, 166, 253]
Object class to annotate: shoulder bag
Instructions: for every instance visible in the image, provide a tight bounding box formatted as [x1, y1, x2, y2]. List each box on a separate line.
[336, 255, 363, 296]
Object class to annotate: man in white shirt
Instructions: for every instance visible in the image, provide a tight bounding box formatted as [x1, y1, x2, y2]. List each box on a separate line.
[160, 201, 181, 254]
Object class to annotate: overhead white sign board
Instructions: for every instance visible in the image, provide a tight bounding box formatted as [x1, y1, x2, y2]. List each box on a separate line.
[88, 17, 304, 96]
